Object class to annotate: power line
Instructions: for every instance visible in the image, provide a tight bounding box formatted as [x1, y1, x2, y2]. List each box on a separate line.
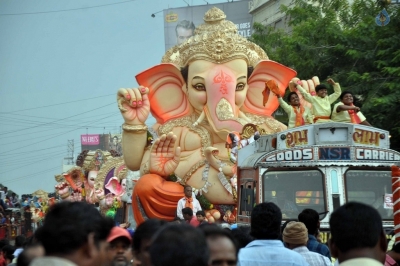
[0, 93, 114, 114]
[0, 166, 61, 184]
[0, 102, 115, 136]
[0, 0, 137, 16]
[1, 112, 118, 154]
[0, 143, 78, 157]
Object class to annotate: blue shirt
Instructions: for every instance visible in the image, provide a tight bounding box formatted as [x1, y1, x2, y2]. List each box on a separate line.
[307, 234, 331, 261]
[238, 240, 310, 266]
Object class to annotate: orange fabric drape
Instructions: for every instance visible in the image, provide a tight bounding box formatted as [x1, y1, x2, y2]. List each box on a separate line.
[293, 105, 305, 127]
[132, 174, 184, 225]
[185, 197, 193, 210]
[348, 104, 362, 124]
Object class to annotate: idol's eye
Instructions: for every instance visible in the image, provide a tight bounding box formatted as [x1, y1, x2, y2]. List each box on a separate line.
[236, 82, 246, 91]
[192, 83, 206, 91]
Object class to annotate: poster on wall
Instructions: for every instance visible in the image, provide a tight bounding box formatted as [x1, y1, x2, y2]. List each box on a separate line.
[163, 1, 252, 51]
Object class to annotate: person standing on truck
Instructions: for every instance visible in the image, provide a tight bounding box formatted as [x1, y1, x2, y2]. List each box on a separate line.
[276, 91, 313, 128]
[238, 202, 308, 266]
[331, 91, 372, 126]
[293, 78, 341, 123]
[298, 209, 331, 261]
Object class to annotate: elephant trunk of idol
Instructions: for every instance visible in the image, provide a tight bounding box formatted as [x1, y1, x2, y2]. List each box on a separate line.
[194, 66, 245, 137]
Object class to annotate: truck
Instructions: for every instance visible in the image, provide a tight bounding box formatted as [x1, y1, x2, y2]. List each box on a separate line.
[236, 122, 400, 242]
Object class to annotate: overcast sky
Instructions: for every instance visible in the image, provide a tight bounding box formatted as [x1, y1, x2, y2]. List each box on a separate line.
[0, 0, 233, 195]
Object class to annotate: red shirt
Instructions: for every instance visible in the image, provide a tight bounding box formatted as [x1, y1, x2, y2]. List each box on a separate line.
[188, 216, 200, 227]
[0, 256, 6, 266]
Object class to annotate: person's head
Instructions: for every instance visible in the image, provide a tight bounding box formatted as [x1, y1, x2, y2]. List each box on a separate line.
[329, 202, 387, 264]
[16, 243, 44, 266]
[196, 210, 206, 223]
[15, 235, 26, 248]
[315, 84, 328, 98]
[250, 202, 282, 240]
[182, 207, 193, 221]
[12, 193, 16, 197]
[282, 221, 308, 249]
[2, 245, 15, 263]
[0, 239, 9, 257]
[107, 227, 132, 266]
[4, 187, 8, 192]
[175, 20, 195, 45]
[287, 92, 300, 107]
[113, 136, 118, 144]
[184, 185, 192, 198]
[339, 91, 354, 105]
[200, 225, 238, 266]
[132, 219, 167, 266]
[298, 208, 319, 235]
[230, 226, 253, 250]
[150, 223, 209, 266]
[34, 201, 114, 266]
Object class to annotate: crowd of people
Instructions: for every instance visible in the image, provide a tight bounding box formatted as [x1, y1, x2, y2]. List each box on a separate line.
[276, 78, 371, 128]
[0, 199, 397, 266]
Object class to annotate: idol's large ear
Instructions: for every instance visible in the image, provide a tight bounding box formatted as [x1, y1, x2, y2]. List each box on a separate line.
[241, 60, 297, 116]
[136, 63, 190, 124]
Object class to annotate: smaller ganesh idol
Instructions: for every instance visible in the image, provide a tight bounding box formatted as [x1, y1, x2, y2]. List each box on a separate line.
[331, 91, 372, 126]
[94, 157, 128, 218]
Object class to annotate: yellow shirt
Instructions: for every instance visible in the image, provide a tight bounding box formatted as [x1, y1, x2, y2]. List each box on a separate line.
[331, 102, 366, 123]
[339, 258, 383, 266]
[297, 83, 341, 123]
[278, 98, 313, 128]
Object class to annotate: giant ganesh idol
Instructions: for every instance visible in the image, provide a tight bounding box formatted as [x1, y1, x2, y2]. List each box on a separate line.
[117, 7, 296, 224]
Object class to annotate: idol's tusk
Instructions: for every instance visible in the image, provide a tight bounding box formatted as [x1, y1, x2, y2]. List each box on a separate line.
[193, 110, 205, 127]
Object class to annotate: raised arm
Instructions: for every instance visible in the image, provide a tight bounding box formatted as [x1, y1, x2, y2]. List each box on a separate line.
[277, 97, 292, 114]
[327, 78, 341, 104]
[118, 86, 150, 170]
[293, 81, 314, 103]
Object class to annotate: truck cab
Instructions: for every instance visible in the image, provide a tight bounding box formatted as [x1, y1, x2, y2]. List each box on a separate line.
[236, 122, 399, 239]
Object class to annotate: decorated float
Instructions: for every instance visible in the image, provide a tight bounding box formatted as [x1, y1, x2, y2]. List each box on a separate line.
[54, 149, 140, 227]
[116, 7, 299, 225]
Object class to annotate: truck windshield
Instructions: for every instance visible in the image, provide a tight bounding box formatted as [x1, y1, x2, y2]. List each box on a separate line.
[262, 170, 326, 219]
[345, 170, 393, 220]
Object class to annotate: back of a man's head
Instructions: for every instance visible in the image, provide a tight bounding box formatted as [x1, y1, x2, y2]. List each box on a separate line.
[133, 219, 167, 252]
[34, 201, 114, 256]
[298, 209, 319, 235]
[15, 235, 26, 248]
[250, 202, 282, 240]
[150, 224, 209, 266]
[330, 202, 385, 255]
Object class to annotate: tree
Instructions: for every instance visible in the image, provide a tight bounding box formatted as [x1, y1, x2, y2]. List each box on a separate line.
[251, 0, 400, 150]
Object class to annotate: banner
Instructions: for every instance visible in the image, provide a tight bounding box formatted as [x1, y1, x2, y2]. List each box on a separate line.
[80, 133, 123, 154]
[163, 1, 252, 51]
[81, 134, 100, 145]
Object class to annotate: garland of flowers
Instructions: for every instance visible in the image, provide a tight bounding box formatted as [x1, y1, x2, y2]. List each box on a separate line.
[196, 194, 213, 210]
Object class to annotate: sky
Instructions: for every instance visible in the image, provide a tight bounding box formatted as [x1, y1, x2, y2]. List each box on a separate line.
[0, 0, 234, 195]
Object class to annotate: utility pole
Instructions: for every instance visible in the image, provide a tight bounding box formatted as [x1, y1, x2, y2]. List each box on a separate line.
[65, 140, 74, 165]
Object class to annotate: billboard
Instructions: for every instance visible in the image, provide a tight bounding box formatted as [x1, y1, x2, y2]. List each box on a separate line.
[163, 1, 252, 51]
[80, 133, 123, 154]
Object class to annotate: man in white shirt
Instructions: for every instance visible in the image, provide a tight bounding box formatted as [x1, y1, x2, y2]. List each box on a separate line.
[176, 185, 202, 220]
